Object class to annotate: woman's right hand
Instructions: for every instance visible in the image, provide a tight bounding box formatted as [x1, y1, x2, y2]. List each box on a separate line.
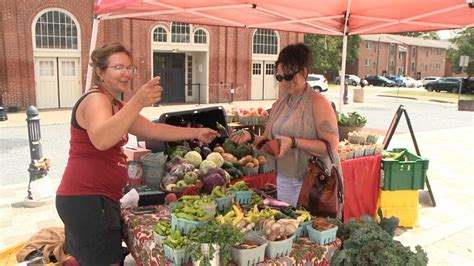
[131, 76, 163, 108]
[229, 130, 250, 144]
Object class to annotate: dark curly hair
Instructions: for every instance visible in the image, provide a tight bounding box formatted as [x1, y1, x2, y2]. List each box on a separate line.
[275, 43, 312, 78]
[90, 42, 131, 85]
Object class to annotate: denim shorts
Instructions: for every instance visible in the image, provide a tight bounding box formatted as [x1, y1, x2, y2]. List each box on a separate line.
[56, 195, 123, 265]
[276, 173, 304, 207]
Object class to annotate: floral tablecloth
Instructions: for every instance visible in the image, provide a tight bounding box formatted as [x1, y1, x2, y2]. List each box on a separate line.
[122, 205, 341, 265]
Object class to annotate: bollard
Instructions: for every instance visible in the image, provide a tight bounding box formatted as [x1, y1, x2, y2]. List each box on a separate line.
[26, 106, 47, 200]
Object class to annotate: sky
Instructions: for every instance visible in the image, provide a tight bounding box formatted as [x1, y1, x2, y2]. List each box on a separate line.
[437, 29, 458, 40]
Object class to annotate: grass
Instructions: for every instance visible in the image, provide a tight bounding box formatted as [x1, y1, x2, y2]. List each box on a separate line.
[382, 90, 474, 100]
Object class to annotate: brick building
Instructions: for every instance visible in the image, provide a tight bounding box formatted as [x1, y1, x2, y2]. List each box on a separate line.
[347, 34, 452, 80]
[0, 0, 304, 110]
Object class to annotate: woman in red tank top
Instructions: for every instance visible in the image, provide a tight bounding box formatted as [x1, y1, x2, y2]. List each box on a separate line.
[56, 43, 219, 265]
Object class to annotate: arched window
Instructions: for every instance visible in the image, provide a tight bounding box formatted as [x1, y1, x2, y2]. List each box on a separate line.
[253, 29, 278, 55]
[194, 29, 207, 44]
[153, 26, 168, 43]
[34, 10, 78, 49]
[171, 22, 190, 43]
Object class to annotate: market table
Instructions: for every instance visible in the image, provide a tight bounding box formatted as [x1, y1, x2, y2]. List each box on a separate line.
[122, 205, 341, 265]
[184, 154, 382, 221]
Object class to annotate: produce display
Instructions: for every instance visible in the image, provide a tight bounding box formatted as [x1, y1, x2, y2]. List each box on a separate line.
[226, 107, 269, 125]
[338, 131, 382, 160]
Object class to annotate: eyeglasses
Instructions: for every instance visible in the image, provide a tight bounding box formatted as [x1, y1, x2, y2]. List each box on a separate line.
[107, 65, 137, 74]
[275, 70, 299, 82]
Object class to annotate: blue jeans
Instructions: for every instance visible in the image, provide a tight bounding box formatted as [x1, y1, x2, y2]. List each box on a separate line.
[276, 173, 303, 207]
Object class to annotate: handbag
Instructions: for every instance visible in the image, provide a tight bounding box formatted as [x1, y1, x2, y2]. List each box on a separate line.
[297, 140, 344, 219]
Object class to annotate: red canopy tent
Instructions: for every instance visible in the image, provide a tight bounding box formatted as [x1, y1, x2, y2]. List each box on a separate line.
[90, 0, 474, 110]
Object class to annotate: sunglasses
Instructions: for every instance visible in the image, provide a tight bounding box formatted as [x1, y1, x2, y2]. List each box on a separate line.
[275, 70, 299, 82]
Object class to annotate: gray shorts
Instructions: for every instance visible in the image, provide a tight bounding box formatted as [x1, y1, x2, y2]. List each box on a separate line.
[56, 195, 123, 265]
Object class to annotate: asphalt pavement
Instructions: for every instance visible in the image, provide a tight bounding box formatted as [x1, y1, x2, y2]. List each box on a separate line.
[0, 89, 473, 265]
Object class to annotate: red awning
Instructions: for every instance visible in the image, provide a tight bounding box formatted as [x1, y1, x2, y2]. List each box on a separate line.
[94, 0, 474, 35]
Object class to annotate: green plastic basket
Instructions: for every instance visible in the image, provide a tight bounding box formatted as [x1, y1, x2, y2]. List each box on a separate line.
[171, 214, 207, 235]
[163, 244, 192, 265]
[382, 148, 429, 190]
[234, 191, 253, 205]
[306, 224, 338, 245]
[294, 220, 313, 242]
[265, 234, 295, 259]
[214, 193, 235, 213]
[231, 233, 268, 266]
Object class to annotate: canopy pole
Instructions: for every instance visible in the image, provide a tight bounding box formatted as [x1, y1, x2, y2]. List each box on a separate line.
[339, 0, 352, 112]
[339, 34, 348, 111]
[85, 15, 101, 92]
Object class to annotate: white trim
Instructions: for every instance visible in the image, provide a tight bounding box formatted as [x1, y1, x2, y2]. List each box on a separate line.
[85, 16, 100, 91]
[31, 8, 81, 51]
[151, 24, 170, 44]
[251, 29, 280, 59]
[193, 27, 209, 44]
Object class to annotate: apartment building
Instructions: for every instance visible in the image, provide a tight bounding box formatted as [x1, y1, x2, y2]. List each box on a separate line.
[347, 34, 452, 79]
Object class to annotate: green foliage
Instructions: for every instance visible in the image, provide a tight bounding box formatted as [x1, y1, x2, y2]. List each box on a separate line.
[397, 31, 440, 40]
[304, 34, 362, 77]
[326, 217, 428, 266]
[336, 111, 367, 127]
[447, 28, 474, 75]
[186, 222, 244, 265]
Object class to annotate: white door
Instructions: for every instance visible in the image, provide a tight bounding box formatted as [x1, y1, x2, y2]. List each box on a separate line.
[263, 62, 277, 100]
[251, 62, 263, 100]
[251, 61, 278, 100]
[58, 58, 81, 108]
[35, 58, 58, 109]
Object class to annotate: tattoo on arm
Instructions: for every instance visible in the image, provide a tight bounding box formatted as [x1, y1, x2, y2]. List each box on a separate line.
[319, 120, 338, 136]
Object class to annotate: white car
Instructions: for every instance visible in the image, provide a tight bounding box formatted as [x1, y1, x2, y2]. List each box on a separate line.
[421, 76, 441, 86]
[404, 77, 422, 88]
[307, 74, 329, 92]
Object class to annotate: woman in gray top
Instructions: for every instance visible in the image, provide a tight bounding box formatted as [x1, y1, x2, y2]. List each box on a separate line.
[231, 43, 342, 208]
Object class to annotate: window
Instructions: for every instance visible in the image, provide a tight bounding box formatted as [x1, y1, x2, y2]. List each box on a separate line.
[252, 63, 261, 75]
[412, 47, 416, 57]
[431, 47, 435, 55]
[265, 63, 274, 75]
[366, 41, 371, 49]
[194, 29, 207, 44]
[253, 29, 278, 55]
[153, 26, 167, 43]
[398, 51, 403, 59]
[35, 10, 78, 49]
[390, 60, 395, 72]
[365, 58, 371, 66]
[411, 61, 415, 72]
[390, 44, 395, 55]
[187, 56, 193, 96]
[437, 48, 442, 55]
[171, 22, 190, 43]
[426, 49, 429, 57]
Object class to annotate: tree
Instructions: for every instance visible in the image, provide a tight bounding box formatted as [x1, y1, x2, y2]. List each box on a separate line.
[447, 28, 474, 76]
[397, 31, 440, 40]
[304, 35, 361, 79]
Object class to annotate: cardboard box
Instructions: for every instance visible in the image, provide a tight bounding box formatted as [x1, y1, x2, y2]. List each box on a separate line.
[123, 147, 151, 161]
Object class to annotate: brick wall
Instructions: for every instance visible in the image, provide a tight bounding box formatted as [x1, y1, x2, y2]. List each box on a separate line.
[0, 0, 304, 109]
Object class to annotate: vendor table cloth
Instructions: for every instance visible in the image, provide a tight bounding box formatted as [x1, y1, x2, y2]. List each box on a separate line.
[122, 206, 340, 265]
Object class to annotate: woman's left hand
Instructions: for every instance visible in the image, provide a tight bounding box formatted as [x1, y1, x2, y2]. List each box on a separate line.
[196, 128, 220, 143]
[274, 135, 292, 158]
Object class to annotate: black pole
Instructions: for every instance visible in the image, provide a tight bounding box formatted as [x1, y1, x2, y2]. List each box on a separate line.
[26, 106, 46, 199]
[230, 82, 234, 104]
[198, 83, 201, 105]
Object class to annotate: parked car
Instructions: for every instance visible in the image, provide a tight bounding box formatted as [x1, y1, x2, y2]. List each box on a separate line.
[335, 74, 361, 86]
[403, 77, 420, 88]
[307, 74, 328, 92]
[425, 77, 462, 93]
[365, 75, 396, 87]
[387, 75, 405, 87]
[421, 76, 441, 86]
[461, 77, 474, 93]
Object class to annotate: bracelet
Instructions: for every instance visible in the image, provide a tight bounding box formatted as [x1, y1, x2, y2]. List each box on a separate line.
[247, 131, 256, 143]
[291, 136, 297, 149]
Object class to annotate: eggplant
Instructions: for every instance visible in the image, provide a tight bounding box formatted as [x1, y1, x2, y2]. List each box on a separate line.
[202, 146, 212, 158]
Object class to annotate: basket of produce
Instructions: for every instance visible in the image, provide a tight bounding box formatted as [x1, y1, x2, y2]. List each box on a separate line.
[152, 220, 171, 248]
[307, 218, 338, 245]
[228, 181, 253, 205]
[140, 152, 167, 188]
[162, 229, 191, 265]
[171, 196, 217, 235]
[210, 186, 235, 213]
[261, 219, 298, 259]
[231, 232, 268, 266]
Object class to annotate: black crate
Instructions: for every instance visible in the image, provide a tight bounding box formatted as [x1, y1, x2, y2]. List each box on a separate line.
[139, 106, 228, 153]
